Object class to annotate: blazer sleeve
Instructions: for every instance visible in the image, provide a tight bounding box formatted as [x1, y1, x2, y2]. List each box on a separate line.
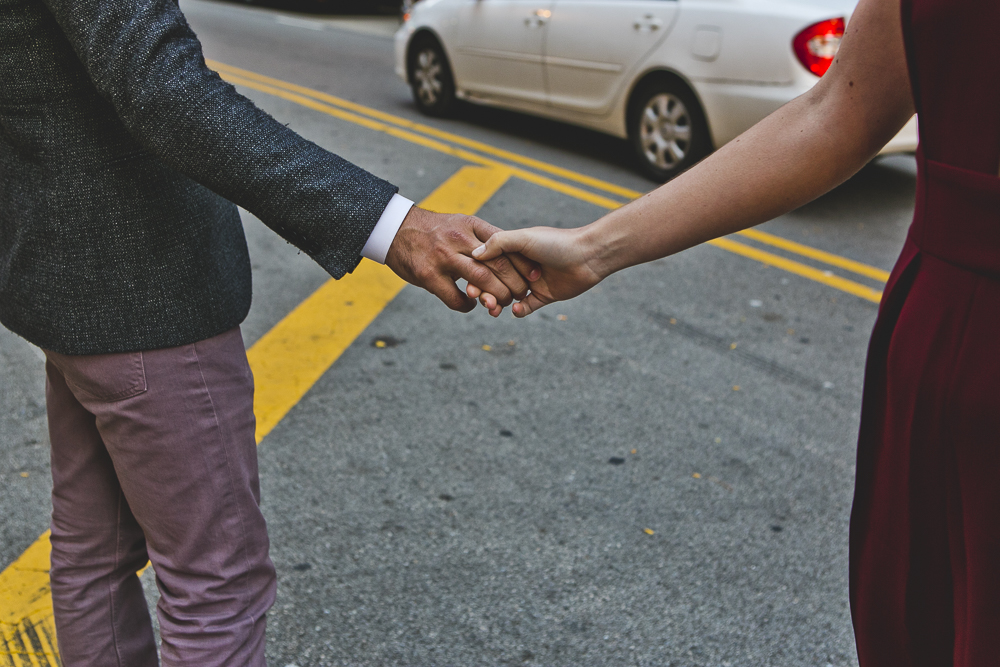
[40, 0, 398, 278]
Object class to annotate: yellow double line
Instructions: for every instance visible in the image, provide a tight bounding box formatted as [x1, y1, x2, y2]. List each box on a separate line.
[209, 60, 890, 304]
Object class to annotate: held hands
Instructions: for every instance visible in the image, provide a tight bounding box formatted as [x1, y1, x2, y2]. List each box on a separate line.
[469, 226, 604, 317]
[383, 206, 599, 318]
[384, 206, 541, 313]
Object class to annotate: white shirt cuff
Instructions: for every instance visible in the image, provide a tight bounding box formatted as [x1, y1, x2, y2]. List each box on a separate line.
[361, 193, 413, 264]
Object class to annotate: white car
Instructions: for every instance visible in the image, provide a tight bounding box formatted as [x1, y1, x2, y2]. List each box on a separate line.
[394, 0, 917, 181]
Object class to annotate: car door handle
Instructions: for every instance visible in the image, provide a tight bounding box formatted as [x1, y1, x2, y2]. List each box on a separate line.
[525, 8, 551, 28]
[634, 15, 663, 31]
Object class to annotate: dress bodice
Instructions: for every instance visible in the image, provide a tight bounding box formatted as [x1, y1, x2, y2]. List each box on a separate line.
[902, 0, 1000, 279]
[903, 0, 1000, 175]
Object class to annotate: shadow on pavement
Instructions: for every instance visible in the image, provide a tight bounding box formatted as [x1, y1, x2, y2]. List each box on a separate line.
[221, 0, 402, 15]
[448, 101, 640, 177]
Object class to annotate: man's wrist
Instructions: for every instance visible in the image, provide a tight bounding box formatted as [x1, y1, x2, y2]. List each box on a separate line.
[361, 193, 414, 264]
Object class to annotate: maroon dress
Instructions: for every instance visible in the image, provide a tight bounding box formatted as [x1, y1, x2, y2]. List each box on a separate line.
[849, 0, 1000, 664]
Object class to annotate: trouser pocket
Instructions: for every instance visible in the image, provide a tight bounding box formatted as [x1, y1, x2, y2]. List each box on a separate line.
[44, 349, 147, 402]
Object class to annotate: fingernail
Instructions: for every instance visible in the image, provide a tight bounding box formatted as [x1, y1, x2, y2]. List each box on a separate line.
[472, 244, 486, 258]
[529, 269, 541, 281]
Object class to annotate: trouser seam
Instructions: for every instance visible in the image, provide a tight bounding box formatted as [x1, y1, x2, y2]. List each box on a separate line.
[191, 340, 257, 633]
[111, 490, 125, 667]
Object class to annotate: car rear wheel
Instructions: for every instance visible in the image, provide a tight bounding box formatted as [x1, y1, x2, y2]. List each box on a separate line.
[408, 37, 456, 117]
[628, 80, 711, 182]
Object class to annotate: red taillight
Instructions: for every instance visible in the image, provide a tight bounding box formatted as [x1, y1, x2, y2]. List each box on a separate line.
[793, 17, 845, 77]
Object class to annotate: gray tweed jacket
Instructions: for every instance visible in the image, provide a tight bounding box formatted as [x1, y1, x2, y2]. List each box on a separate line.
[0, 0, 398, 355]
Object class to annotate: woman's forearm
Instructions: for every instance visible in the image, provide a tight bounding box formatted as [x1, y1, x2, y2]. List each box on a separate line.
[581, 93, 868, 277]
[580, 0, 914, 280]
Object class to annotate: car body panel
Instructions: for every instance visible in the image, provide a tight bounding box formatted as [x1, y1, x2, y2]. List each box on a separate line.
[544, 0, 680, 116]
[450, 0, 553, 104]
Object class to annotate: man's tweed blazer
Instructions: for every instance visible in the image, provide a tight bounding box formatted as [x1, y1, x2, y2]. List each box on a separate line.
[0, 0, 398, 355]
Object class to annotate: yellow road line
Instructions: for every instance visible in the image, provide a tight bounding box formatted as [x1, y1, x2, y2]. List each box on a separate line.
[247, 260, 407, 443]
[420, 164, 513, 215]
[214, 62, 891, 299]
[208, 60, 644, 202]
[0, 165, 512, 665]
[709, 238, 883, 303]
[220, 73, 625, 212]
[0, 533, 58, 667]
[249, 165, 510, 442]
[736, 228, 891, 282]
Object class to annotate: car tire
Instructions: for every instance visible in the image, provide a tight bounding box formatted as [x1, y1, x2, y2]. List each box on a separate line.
[408, 36, 456, 117]
[627, 79, 711, 183]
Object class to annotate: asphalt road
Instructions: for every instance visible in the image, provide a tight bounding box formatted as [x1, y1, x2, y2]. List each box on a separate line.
[0, 2, 917, 665]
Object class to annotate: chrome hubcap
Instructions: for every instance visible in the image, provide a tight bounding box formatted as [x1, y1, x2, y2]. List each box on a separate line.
[414, 49, 443, 106]
[639, 93, 692, 170]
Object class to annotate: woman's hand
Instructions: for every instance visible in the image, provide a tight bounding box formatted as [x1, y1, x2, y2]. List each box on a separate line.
[468, 227, 604, 317]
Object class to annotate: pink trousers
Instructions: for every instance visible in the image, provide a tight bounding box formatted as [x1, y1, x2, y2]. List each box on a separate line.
[44, 327, 275, 666]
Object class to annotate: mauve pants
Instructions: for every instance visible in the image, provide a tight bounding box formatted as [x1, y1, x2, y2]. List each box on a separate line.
[43, 327, 276, 666]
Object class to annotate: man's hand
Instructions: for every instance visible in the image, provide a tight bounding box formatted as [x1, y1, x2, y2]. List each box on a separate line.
[384, 206, 540, 313]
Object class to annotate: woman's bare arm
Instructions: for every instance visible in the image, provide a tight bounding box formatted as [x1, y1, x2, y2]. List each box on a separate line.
[473, 0, 915, 316]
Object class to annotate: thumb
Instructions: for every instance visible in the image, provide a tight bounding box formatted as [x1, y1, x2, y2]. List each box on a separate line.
[472, 230, 527, 262]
